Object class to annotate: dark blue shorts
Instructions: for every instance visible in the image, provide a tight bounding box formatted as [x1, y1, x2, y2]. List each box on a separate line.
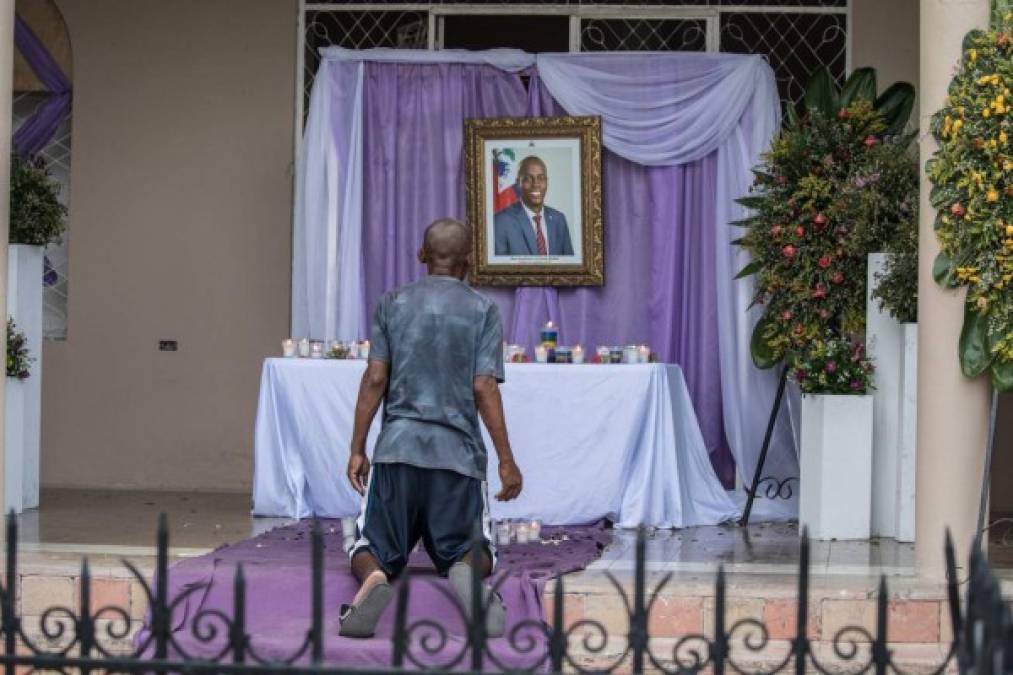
[348, 463, 495, 578]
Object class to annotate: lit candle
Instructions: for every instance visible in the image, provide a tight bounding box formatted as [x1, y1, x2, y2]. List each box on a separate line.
[310, 341, 324, 359]
[359, 340, 370, 360]
[623, 345, 639, 364]
[638, 345, 651, 364]
[572, 345, 584, 364]
[540, 321, 559, 348]
[515, 521, 530, 544]
[298, 338, 311, 358]
[535, 344, 548, 363]
[282, 339, 297, 358]
[348, 341, 360, 359]
[529, 519, 542, 541]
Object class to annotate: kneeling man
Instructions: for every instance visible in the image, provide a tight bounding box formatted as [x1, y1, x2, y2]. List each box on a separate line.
[339, 218, 524, 639]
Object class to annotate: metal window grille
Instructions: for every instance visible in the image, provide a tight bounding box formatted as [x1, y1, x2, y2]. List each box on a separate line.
[12, 93, 72, 341]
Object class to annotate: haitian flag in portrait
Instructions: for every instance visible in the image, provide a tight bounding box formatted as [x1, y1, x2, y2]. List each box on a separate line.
[492, 148, 520, 213]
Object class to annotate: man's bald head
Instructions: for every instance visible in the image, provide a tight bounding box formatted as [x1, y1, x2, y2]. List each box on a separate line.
[419, 218, 472, 278]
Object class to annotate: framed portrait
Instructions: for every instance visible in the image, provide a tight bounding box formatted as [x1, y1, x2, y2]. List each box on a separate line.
[464, 116, 604, 286]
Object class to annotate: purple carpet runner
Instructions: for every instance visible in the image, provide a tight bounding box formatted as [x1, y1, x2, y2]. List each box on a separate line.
[137, 520, 610, 670]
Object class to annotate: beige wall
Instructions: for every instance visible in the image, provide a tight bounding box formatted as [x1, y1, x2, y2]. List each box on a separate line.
[41, 0, 296, 491]
[851, 0, 920, 122]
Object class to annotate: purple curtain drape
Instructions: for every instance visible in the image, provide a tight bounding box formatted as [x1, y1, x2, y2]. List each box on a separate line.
[13, 15, 72, 158]
[360, 62, 734, 485]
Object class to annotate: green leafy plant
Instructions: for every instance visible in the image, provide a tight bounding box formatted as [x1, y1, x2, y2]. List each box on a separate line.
[927, 11, 1013, 389]
[872, 213, 919, 324]
[790, 333, 875, 395]
[6, 318, 31, 380]
[733, 67, 917, 393]
[10, 155, 67, 246]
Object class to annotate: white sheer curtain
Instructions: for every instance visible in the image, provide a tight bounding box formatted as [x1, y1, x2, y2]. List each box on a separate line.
[291, 48, 799, 518]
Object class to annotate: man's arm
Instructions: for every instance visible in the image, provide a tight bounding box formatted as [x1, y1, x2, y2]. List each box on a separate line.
[347, 360, 389, 495]
[474, 375, 522, 501]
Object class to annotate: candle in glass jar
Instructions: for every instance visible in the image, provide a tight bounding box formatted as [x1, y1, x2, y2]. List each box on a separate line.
[515, 521, 530, 544]
[359, 340, 370, 360]
[282, 339, 297, 358]
[496, 520, 512, 546]
[638, 345, 651, 363]
[298, 338, 311, 358]
[572, 345, 584, 364]
[529, 519, 542, 541]
[540, 321, 559, 347]
[348, 341, 360, 359]
[597, 346, 611, 364]
[310, 341, 324, 359]
[535, 344, 548, 363]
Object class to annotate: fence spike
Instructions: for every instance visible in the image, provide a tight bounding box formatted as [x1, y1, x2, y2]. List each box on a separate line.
[873, 576, 889, 675]
[232, 563, 247, 663]
[713, 566, 727, 675]
[311, 519, 323, 664]
[549, 573, 566, 673]
[392, 570, 410, 668]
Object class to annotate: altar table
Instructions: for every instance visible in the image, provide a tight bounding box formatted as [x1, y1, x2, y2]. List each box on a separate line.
[252, 359, 739, 528]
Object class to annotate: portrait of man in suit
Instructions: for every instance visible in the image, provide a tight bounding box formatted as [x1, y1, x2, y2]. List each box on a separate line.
[493, 156, 575, 257]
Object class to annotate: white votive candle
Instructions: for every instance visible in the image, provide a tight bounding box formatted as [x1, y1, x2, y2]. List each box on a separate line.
[529, 519, 542, 541]
[515, 522, 530, 544]
[348, 341, 360, 359]
[282, 339, 297, 358]
[572, 345, 584, 365]
[638, 345, 651, 363]
[496, 520, 512, 546]
[310, 341, 324, 359]
[534, 344, 548, 363]
[359, 340, 370, 360]
[298, 338, 311, 358]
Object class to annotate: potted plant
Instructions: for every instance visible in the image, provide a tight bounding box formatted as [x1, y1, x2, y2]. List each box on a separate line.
[793, 335, 876, 539]
[7, 155, 66, 512]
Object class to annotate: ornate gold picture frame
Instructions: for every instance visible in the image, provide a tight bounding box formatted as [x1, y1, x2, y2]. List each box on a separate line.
[465, 116, 604, 286]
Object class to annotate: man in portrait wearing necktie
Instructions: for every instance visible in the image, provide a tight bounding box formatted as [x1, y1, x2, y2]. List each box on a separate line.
[493, 156, 575, 257]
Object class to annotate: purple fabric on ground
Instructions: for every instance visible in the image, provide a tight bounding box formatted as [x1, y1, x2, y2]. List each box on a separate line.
[138, 520, 610, 670]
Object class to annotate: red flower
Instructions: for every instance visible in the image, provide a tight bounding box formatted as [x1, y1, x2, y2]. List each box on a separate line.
[812, 213, 828, 229]
[771, 224, 783, 237]
[795, 368, 808, 381]
[951, 203, 965, 217]
[782, 245, 797, 258]
[863, 135, 879, 147]
[812, 284, 827, 299]
[781, 310, 793, 321]
[837, 109, 850, 119]
[795, 226, 805, 238]
[818, 256, 832, 269]
[831, 271, 845, 285]
[850, 380, 863, 391]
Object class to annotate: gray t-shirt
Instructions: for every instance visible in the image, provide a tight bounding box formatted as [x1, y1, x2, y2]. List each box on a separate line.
[368, 275, 505, 481]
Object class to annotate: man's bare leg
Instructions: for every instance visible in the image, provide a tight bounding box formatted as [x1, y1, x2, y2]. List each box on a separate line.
[350, 550, 389, 605]
[339, 550, 393, 638]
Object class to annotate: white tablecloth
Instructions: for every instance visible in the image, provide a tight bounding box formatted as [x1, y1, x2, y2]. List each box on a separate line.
[252, 359, 739, 528]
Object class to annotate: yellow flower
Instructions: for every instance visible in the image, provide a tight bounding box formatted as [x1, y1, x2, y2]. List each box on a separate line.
[988, 189, 1001, 202]
[1004, 159, 1013, 171]
[1001, 131, 1009, 144]
[970, 48, 978, 62]
[984, 107, 993, 118]
[977, 296, 989, 311]
[1005, 225, 1013, 236]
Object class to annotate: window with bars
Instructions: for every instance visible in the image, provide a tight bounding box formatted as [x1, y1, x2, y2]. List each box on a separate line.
[301, 1, 848, 125]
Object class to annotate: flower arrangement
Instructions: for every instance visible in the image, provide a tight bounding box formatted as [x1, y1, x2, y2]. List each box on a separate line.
[927, 9, 1013, 389]
[10, 155, 67, 246]
[790, 333, 875, 395]
[871, 211, 919, 324]
[6, 318, 31, 380]
[734, 67, 916, 392]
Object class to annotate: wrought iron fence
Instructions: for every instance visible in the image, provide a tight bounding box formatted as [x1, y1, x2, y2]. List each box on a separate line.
[0, 512, 1010, 674]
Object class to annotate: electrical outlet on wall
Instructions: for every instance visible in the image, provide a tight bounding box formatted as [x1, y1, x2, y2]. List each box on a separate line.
[159, 340, 178, 352]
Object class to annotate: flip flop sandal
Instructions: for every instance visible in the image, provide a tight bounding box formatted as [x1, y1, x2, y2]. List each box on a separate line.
[338, 581, 393, 638]
[448, 562, 507, 638]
